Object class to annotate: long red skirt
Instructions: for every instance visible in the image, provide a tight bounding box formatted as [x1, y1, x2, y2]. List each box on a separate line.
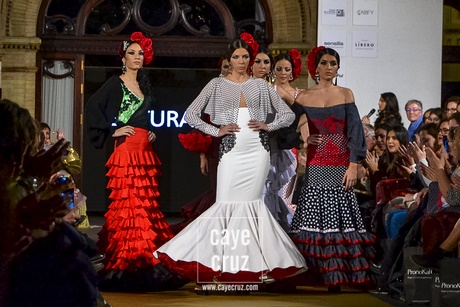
[97, 128, 173, 272]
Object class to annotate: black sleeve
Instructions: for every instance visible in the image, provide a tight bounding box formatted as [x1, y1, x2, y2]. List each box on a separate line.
[277, 102, 304, 150]
[346, 103, 367, 163]
[85, 76, 121, 149]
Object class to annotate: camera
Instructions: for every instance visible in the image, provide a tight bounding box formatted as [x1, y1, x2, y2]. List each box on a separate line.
[54, 176, 74, 209]
[50, 130, 58, 143]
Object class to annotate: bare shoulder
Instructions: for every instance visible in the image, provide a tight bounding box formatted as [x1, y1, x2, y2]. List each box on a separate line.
[338, 86, 355, 103]
[295, 87, 316, 105]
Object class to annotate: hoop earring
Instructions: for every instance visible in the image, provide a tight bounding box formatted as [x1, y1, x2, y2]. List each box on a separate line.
[289, 74, 293, 81]
[122, 61, 126, 74]
[314, 72, 320, 84]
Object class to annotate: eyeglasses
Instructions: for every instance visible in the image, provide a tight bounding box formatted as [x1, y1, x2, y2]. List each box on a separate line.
[275, 66, 292, 72]
[406, 108, 421, 112]
[440, 128, 450, 133]
[446, 108, 457, 113]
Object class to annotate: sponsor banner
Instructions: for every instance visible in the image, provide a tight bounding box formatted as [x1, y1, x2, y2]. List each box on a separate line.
[352, 31, 377, 58]
[321, 0, 347, 26]
[321, 30, 347, 57]
[353, 0, 378, 26]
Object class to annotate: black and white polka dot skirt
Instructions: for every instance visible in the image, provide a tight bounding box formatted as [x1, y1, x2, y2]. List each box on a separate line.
[290, 165, 375, 286]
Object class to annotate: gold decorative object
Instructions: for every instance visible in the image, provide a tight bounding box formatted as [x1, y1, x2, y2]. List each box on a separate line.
[63, 146, 81, 174]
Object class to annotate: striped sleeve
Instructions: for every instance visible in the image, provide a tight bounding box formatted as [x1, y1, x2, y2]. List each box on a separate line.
[185, 78, 221, 137]
[266, 84, 295, 132]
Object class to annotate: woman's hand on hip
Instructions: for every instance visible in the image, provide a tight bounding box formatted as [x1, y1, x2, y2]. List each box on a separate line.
[342, 163, 358, 190]
[306, 134, 323, 146]
[248, 120, 268, 132]
[218, 123, 240, 137]
[113, 125, 135, 138]
[148, 131, 156, 142]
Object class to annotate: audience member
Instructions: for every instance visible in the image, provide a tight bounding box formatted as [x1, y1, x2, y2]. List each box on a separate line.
[428, 107, 446, 125]
[423, 108, 433, 124]
[0, 99, 105, 306]
[444, 95, 460, 119]
[362, 92, 403, 128]
[411, 127, 460, 268]
[405, 99, 424, 142]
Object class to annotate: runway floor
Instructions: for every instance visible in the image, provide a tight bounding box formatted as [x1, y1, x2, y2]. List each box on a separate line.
[81, 215, 404, 307]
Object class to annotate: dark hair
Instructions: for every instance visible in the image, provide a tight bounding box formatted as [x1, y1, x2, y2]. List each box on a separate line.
[256, 46, 273, 68]
[450, 112, 460, 124]
[0, 99, 37, 170]
[429, 107, 447, 123]
[375, 92, 403, 127]
[121, 41, 153, 97]
[420, 123, 440, 139]
[390, 125, 410, 147]
[443, 95, 460, 110]
[40, 122, 51, 131]
[374, 123, 392, 133]
[423, 108, 433, 123]
[420, 122, 441, 151]
[314, 47, 340, 69]
[274, 53, 294, 69]
[225, 39, 250, 62]
[380, 125, 409, 177]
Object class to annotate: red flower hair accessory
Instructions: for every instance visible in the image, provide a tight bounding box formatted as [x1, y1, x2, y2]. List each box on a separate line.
[288, 49, 302, 82]
[239, 32, 259, 74]
[306, 46, 325, 79]
[178, 131, 212, 154]
[118, 32, 154, 65]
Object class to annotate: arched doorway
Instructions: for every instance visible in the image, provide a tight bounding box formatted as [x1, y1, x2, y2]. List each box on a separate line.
[36, 0, 273, 213]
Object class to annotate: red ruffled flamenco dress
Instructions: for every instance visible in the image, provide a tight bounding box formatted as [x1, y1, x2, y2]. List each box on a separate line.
[97, 128, 186, 291]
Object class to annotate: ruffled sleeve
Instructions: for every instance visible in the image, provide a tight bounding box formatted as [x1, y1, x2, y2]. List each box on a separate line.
[345, 103, 366, 163]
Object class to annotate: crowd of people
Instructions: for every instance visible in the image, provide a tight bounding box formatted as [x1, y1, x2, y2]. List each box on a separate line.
[2, 30, 460, 305]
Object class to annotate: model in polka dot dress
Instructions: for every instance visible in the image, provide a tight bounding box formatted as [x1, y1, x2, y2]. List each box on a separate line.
[291, 46, 375, 289]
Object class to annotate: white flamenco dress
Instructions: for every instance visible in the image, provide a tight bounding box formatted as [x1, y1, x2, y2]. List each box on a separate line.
[155, 108, 307, 283]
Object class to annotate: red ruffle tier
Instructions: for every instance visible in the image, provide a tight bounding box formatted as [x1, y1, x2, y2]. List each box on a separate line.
[291, 230, 376, 286]
[98, 128, 173, 272]
[157, 252, 304, 283]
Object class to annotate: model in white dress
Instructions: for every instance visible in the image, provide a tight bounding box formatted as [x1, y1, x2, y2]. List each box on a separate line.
[156, 106, 306, 283]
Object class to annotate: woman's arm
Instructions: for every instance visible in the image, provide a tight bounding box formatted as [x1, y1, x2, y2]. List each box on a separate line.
[265, 85, 295, 132]
[85, 76, 121, 148]
[185, 79, 221, 137]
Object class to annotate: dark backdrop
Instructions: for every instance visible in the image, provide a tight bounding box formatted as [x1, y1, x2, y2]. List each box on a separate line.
[82, 63, 218, 214]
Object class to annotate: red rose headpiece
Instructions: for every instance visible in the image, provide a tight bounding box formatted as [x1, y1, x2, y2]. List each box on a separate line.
[118, 32, 154, 65]
[306, 46, 325, 79]
[288, 49, 302, 82]
[239, 32, 259, 75]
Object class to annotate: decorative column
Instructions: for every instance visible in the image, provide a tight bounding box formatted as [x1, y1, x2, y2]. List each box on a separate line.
[0, 37, 41, 114]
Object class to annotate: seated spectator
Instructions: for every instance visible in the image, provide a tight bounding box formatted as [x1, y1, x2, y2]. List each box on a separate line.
[428, 107, 446, 126]
[438, 118, 450, 152]
[411, 127, 460, 268]
[405, 99, 424, 142]
[0, 99, 105, 306]
[368, 125, 410, 194]
[444, 95, 460, 119]
[423, 108, 433, 124]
